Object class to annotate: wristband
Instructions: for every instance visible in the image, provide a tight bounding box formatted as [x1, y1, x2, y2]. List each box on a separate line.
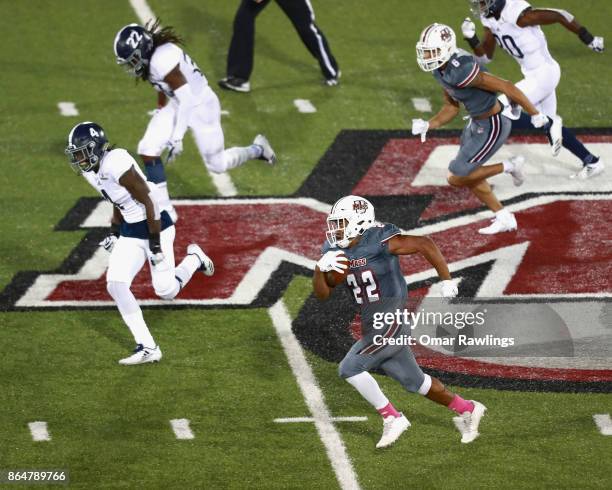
[466, 34, 480, 49]
[149, 232, 161, 253]
[578, 27, 594, 45]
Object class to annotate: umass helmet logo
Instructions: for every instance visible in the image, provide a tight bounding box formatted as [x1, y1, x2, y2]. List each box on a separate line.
[440, 27, 453, 42]
[2, 128, 612, 393]
[352, 199, 369, 213]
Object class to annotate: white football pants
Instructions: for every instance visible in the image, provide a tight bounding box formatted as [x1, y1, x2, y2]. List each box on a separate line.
[515, 59, 561, 117]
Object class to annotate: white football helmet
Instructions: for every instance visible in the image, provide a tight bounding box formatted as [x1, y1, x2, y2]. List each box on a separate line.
[326, 195, 376, 248]
[416, 23, 457, 72]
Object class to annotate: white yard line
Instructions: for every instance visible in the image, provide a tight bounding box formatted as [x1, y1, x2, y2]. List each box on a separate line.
[269, 300, 360, 490]
[294, 99, 317, 113]
[28, 421, 51, 441]
[128, 0, 237, 197]
[170, 418, 195, 440]
[57, 102, 79, 116]
[274, 417, 367, 423]
[411, 97, 432, 112]
[593, 414, 612, 435]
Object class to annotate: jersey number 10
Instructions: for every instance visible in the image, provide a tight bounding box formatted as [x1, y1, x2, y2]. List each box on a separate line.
[493, 34, 524, 59]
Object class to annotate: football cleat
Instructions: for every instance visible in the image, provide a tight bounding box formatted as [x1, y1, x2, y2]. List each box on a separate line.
[452, 400, 487, 443]
[549, 115, 563, 157]
[218, 77, 251, 93]
[478, 212, 517, 235]
[507, 155, 526, 187]
[254, 134, 276, 165]
[118, 344, 162, 365]
[187, 244, 214, 276]
[376, 414, 410, 449]
[324, 70, 342, 86]
[570, 159, 604, 180]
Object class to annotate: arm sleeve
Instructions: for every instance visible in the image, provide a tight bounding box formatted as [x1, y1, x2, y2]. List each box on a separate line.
[448, 56, 480, 88]
[502, 0, 532, 24]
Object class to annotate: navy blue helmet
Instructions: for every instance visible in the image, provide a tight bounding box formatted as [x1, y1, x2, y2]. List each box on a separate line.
[65, 122, 109, 174]
[113, 24, 154, 77]
[470, 0, 506, 18]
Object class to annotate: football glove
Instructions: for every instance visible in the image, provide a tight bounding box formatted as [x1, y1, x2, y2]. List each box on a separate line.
[530, 113, 549, 129]
[588, 36, 604, 53]
[166, 139, 183, 164]
[412, 119, 429, 142]
[99, 223, 120, 253]
[461, 18, 476, 40]
[316, 250, 348, 273]
[441, 279, 459, 298]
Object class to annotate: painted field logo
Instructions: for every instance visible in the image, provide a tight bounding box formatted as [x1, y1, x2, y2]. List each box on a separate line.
[2, 129, 611, 392]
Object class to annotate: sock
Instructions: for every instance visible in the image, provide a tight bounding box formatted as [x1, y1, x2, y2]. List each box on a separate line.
[144, 158, 167, 184]
[496, 208, 511, 220]
[559, 127, 592, 163]
[123, 311, 156, 349]
[175, 254, 201, 287]
[584, 154, 600, 166]
[223, 147, 253, 170]
[377, 402, 401, 419]
[107, 281, 156, 348]
[448, 395, 474, 415]
[345, 372, 390, 411]
[247, 144, 263, 159]
[502, 159, 514, 173]
[144, 158, 172, 210]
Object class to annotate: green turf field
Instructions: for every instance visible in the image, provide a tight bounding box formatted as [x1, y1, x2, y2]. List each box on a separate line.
[1, 1, 611, 488]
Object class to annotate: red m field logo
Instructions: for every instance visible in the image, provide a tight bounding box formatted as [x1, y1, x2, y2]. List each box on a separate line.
[2, 129, 611, 391]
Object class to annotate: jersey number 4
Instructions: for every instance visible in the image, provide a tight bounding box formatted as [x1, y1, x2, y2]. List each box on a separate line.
[347, 270, 380, 304]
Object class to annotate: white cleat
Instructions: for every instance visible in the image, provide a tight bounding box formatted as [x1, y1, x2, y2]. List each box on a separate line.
[376, 414, 410, 449]
[507, 155, 526, 187]
[570, 159, 604, 180]
[478, 212, 517, 235]
[453, 400, 487, 443]
[549, 115, 563, 157]
[254, 134, 276, 165]
[118, 344, 162, 365]
[187, 244, 214, 276]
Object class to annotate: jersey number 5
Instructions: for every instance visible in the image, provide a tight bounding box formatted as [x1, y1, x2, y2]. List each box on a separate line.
[347, 270, 380, 304]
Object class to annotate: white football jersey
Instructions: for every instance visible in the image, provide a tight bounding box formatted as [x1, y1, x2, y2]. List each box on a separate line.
[147, 43, 208, 105]
[481, 0, 554, 72]
[82, 149, 163, 224]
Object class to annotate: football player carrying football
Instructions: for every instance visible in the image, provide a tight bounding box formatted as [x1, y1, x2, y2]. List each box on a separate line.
[462, 0, 604, 179]
[113, 19, 276, 218]
[65, 122, 215, 365]
[313, 196, 486, 448]
[414, 23, 553, 234]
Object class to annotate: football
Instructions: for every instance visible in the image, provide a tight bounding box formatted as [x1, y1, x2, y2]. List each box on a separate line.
[324, 254, 349, 287]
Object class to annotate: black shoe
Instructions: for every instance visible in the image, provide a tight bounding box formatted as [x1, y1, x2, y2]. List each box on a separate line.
[218, 77, 251, 93]
[324, 70, 341, 86]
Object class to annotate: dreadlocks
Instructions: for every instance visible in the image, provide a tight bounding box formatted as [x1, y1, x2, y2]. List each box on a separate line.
[145, 18, 185, 48]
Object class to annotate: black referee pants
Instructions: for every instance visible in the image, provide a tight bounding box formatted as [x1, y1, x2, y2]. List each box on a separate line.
[226, 0, 339, 81]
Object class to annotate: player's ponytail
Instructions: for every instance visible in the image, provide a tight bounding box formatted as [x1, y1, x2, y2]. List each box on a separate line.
[145, 18, 185, 48]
